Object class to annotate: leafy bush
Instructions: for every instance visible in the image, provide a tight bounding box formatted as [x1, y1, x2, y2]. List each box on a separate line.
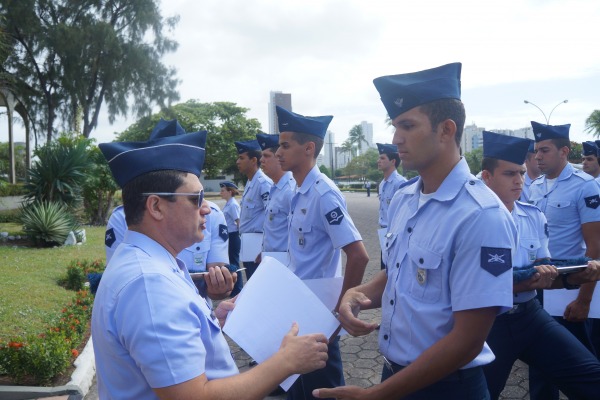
[81, 146, 119, 226]
[0, 290, 93, 385]
[59, 259, 106, 291]
[0, 182, 28, 196]
[19, 201, 79, 247]
[23, 138, 92, 208]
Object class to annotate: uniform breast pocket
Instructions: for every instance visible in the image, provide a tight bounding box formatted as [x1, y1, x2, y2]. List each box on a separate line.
[407, 244, 443, 303]
[267, 206, 280, 223]
[547, 200, 574, 224]
[519, 238, 541, 263]
[290, 219, 312, 248]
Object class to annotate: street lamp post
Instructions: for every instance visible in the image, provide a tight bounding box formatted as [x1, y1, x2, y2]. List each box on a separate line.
[524, 99, 569, 124]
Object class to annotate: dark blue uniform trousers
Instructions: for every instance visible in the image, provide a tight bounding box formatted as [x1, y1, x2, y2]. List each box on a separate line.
[287, 337, 343, 400]
[228, 232, 243, 297]
[382, 361, 489, 399]
[483, 298, 600, 400]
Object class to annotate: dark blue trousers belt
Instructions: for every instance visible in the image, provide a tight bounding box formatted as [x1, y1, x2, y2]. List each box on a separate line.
[383, 357, 483, 381]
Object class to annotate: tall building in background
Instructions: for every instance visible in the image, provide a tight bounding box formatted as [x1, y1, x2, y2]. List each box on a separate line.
[319, 130, 336, 173]
[360, 121, 375, 150]
[268, 91, 292, 134]
[460, 123, 535, 154]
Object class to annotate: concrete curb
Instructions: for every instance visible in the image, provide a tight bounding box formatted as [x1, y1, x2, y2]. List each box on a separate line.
[67, 336, 95, 397]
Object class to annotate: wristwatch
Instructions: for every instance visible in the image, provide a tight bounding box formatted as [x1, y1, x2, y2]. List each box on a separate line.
[561, 274, 581, 290]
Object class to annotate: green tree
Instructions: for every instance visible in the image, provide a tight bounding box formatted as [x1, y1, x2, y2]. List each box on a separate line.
[568, 141, 583, 164]
[348, 124, 368, 155]
[340, 138, 356, 158]
[342, 148, 378, 180]
[319, 165, 332, 178]
[1, 0, 180, 143]
[464, 147, 483, 175]
[585, 110, 600, 138]
[117, 100, 262, 178]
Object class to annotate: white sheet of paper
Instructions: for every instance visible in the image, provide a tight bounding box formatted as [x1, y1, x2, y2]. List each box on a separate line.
[377, 228, 387, 252]
[223, 256, 340, 391]
[303, 277, 343, 311]
[544, 286, 600, 318]
[240, 233, 263, 262]
[261, 251, 289, 266]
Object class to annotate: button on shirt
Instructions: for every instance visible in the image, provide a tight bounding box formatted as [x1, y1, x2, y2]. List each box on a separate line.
[380, 158, 515, 368]
[528, 163, 600, 259]
[288, 165, 362, 279]
[263, 171, 296, 252]
[223, 197, 240, 233]
[378, 170, 407, 228]
[92, 231, 238, 399]
[512, 201, 550, 303]
[239, 169, 273, 233]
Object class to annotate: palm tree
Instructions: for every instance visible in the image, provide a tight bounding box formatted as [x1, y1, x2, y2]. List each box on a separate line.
[340, 138, 356, 157]
[348, 124, 369, 155]
[584, 110, 600, 138]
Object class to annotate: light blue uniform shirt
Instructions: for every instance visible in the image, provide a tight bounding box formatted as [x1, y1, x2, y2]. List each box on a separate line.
[92, 231, 238, 399]
[380, 158, 515, 368]
[596, 176, 600, 186]
[104, 205, 126, 263]
[179, 201, 229, 273]
[239, 169, 272, 233]
[528, 163, 600, 259]
[378, 170, 406, 228]
[288, 165, 362, 279]
[222, 197, 240, 233]
[105, 201, 228, 270]
[512, 201, 550, 303]
[521, 173, 535, 203]
[263, 171, 295, 252]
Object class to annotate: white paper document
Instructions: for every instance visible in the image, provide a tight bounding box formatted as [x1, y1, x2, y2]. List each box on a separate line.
[544, 286, 600, 318]
[240, 233, 263, 262]
[261, 251, 289, 266]
[223, 256, 341, 391]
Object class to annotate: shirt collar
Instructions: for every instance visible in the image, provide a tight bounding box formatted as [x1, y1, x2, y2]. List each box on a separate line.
[398, 157, 472, 202]
[297, 165, 320, 194]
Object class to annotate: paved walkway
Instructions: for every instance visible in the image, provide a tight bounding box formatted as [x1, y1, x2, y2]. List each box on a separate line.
[82, 192, 559, 399]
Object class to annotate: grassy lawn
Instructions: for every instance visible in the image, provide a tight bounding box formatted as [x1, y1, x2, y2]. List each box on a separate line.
[0, 223, 106, 341]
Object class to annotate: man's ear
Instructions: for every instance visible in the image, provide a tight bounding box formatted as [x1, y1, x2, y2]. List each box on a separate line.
[306, 141, 316, 156]
[481, 170, 492, 185]
[146, 195, 165, 221]
[439, 119, 458, 144]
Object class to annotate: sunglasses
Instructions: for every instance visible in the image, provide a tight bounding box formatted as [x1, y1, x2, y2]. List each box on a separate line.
[142, 190, 204, 208]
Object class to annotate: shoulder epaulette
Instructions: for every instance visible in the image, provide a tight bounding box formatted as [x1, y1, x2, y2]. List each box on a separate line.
[464, 179, 499, 209]
[315, 178, 334, 196]
[572, 168, 593, 181]
[398, 176, 419, 190]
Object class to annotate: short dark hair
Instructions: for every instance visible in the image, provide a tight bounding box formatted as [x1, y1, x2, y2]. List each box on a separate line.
[550, 138, 571, 151]
[290, 132, 324, 157]
[481, 157, 500, 174]
[123, 170, 187, 226]
[385, 152, 400, 167]
[246, 149, 263, 167]
[419, 99, 466, 147]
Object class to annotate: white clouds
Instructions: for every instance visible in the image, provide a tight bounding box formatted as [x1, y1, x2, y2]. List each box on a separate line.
[11, 0, 596, 146]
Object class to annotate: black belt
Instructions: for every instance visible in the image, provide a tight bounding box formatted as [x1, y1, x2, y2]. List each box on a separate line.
[383, 357, 483, 381]
[503, 298, 538, 315]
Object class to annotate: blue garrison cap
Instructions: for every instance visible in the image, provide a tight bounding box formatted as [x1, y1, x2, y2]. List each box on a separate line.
[376, 143, 398, 155]
[483, 131, 531, 165]
[149, 118, 207, 148]
[256, 133, 280, 150]
[275, 106, 333, 139]
[531, 121, 570, 142]
[582, 141, 599, 157]
[373, 63, 462, 120]
[99, 130, 206, 188]
[219, 181, 238, 189]
[234, 140, 261, 154]
[527, 140, 535, 153]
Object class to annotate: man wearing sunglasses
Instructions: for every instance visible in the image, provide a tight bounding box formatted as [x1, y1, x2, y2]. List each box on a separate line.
[92, 124, 329, 400]
[104, 119, 233, 299]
